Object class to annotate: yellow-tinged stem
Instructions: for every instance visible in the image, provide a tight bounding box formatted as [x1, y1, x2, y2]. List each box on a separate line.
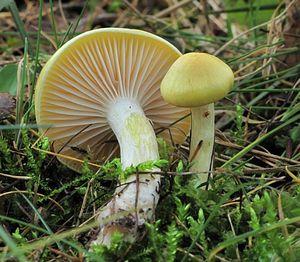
[91, 98, 160, 246]
[189, 103, 214, 187]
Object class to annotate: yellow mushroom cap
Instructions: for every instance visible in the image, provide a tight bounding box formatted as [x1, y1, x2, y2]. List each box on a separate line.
[35, 28, 190, 172]
[160, 52, 234, 107]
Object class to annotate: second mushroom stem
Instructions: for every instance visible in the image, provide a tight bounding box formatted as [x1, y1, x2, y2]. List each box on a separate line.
[92, 98, 161, 245]
[189, 103, 215, 187]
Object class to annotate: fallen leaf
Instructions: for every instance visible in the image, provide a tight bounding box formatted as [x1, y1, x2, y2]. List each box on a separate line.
[0, 64, 18, 96]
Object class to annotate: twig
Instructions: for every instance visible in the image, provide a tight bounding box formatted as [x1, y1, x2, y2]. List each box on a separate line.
[154, 0, 192, 18]
[0, 190, 64, 211]
[0, 172, 32, 180]
[48, 246, 82, 262]
[222, 180, 280, 207]
[214, 0, 296, 56]
[216, 139, 300, 165]
[77, 178, 94, 226]
[227, 212, 241, 261]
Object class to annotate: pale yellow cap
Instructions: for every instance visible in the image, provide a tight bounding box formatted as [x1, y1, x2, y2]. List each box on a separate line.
[160, 52, 234, 107]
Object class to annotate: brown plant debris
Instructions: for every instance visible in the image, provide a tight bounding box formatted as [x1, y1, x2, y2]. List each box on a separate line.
[0, 92, 15, 120]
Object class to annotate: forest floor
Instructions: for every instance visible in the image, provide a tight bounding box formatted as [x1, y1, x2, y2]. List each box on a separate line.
[0, 0, 300, 261]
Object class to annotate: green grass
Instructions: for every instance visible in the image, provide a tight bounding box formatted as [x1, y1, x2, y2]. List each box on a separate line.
[0, 0, 300, 261]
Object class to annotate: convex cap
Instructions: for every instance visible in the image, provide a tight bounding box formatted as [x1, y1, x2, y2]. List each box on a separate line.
[160, 52, 234, 107]
[35, 28, 190, 172]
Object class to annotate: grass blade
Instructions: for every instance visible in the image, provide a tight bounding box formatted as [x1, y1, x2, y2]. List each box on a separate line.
[0, 225, 29, 262]
[222, 113, 300, 168]
[8, 0, 33, 56]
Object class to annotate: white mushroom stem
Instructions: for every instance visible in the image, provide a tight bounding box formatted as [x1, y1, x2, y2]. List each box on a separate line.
[189, 103, 214, 187]
[92, 98, 160, 246]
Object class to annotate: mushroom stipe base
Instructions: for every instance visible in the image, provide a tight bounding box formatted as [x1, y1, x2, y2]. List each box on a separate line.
[91, 98, 161, 245]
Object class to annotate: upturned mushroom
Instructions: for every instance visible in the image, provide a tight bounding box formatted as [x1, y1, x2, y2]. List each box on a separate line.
[160, 52, 234, 186]
[35, 28, 190, 245]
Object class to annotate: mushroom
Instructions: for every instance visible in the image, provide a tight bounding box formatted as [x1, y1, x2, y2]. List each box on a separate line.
[35, 28, 190, 245]
[160, 52, 234, 186]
